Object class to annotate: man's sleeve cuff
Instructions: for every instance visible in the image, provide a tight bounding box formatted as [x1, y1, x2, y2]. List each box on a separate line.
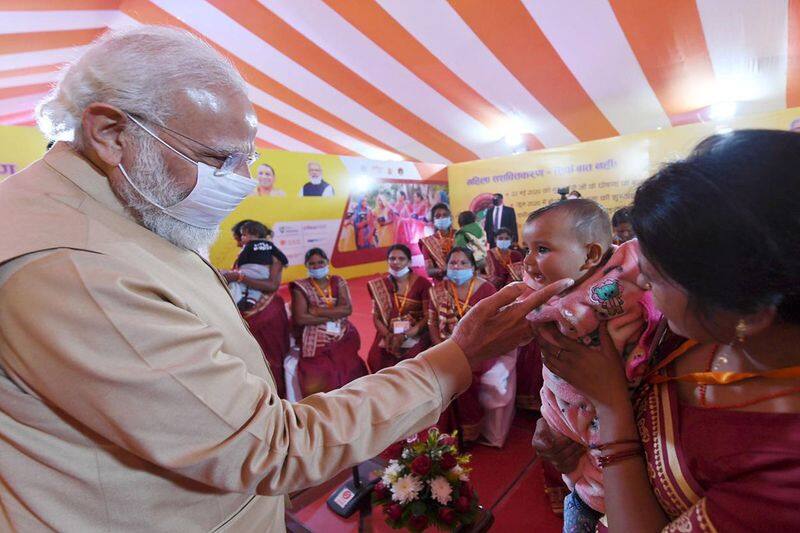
[418, 339, 472, 408]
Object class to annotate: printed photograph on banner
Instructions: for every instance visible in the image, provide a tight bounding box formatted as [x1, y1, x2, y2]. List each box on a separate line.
[337, 182, 449, 252]
[211, 149, 446, 282]
[251, 162, 287, 197]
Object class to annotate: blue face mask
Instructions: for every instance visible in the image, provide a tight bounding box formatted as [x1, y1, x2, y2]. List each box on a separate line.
[496, 239, 512, 250]
[308, 266, 329, 279]
[433, 217, 452, 231]
[447, 268, 474, 285]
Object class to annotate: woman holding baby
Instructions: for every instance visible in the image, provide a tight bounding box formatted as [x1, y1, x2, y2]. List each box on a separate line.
[531, 130, 800, 531]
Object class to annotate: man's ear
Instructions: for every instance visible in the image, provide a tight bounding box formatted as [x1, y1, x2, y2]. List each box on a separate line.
[579, 243, 604, 271]
[81, 103, 128, 168]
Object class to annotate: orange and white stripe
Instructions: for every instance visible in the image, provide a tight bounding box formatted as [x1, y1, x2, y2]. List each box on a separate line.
[0, 0, 795, 163]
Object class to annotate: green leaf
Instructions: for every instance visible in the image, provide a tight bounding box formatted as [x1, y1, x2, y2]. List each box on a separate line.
[410, 500, 428, 516]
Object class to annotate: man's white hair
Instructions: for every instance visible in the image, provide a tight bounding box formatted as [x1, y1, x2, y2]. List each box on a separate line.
[36, 25, 246, 146]
[35, 25, 248, 252]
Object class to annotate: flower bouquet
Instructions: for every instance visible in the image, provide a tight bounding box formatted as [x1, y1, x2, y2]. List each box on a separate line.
[373, 428, 480, 531]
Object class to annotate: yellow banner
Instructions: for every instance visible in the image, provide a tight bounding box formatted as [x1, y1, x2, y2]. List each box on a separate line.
[447, 107, 800, 238]
[0, 124, 445, 282]
[0, 125, 48, 180]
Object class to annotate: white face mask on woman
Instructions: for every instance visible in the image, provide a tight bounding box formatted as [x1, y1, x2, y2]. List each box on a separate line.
[119, 114, 256, 230]
[389, 266, 410, 278]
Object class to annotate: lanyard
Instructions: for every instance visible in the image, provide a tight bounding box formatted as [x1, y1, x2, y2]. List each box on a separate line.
[643, 339, 699, 382]
[646, 339, 800, 385]
[394, 278, 412, 316]
[438, 229, 454, 254]
[449, 277, 476, 318]
[649, 365, 800, 385]
[496, 248, 511, 267]
[310, 277, 334, 308]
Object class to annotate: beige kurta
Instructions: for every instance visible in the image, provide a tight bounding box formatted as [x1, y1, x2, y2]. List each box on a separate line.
[0, 144, 471, 532]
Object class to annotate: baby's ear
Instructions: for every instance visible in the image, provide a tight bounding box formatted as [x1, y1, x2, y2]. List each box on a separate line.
[580, 243, 605, 271]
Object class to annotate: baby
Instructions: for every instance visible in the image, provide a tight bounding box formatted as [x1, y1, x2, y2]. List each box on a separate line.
[521, 199, 660, 519]
[228, 222, 286, 312]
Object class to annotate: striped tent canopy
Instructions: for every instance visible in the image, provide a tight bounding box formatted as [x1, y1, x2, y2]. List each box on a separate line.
[1, 0, 798, 163]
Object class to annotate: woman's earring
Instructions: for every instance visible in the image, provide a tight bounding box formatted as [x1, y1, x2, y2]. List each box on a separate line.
[644, 282, 653, 291]
[735, 319, 747, 344]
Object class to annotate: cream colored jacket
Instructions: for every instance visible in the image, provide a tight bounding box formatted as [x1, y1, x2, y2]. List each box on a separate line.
[0, 144, 470, 532]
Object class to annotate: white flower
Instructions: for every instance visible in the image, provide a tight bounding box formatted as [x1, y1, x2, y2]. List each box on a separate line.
[450, 465, 470, 482]
[382, 460, 403, 485]
[391, 474, 423, 505]
[401, 448, 412, 460]
[429, 476, 453, 505]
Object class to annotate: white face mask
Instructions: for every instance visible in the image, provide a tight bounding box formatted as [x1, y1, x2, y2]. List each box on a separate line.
[389, 266, 410, 278]
[121, 115, 256, 230]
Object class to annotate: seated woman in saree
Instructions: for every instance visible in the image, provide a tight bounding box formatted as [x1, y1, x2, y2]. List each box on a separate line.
[534, 130, 800, 532]
[367, 244, 432, 373]
[290, 248, 367, 397]
[429, 247, 518, 447]
[484, 226, 524, 290]
[419, 202, 455, 281]
[220, 220, 291, 399]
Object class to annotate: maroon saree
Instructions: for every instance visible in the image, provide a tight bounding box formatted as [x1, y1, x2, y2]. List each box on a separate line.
[242, 293, 290, 399]
[484, 248, 524, 290]
[628, 337, 800, 531]
[428, 278, 496, 443]
[366, 274, 432, 372]
[290, 276, 367, 397]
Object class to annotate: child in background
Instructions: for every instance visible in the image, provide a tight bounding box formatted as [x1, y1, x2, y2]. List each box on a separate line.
[521, 200, 660, 530]
[454, 210, 488, 269]
[227, 221, 288, 312]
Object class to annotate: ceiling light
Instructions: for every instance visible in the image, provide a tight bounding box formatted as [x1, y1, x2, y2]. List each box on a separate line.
[505, 131, 524, 147]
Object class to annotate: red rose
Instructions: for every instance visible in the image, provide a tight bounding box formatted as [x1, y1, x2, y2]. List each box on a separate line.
[440, 453, 457, 470]
[385, 503, 403, 521]
[373, 482, 389, 500]
[454, 495, 471, 513]
[410, 455, 432, 476]
[460, 481, 473, 500]
[382, 441, 404, 460]
[409, 514, 429, 531]
[437, 506, 456, 525]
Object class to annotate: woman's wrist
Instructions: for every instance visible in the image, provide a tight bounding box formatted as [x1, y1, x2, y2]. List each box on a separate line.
[595, 401, 639, 441]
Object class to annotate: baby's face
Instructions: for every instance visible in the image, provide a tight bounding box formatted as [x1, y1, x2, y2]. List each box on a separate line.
[522, 211, 591, 290]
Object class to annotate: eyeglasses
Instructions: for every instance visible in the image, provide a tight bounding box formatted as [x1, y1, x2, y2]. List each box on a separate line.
[126, 113, 258, 175]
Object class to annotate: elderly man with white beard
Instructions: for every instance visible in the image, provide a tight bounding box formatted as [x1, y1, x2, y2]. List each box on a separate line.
[0, 26, 572, 532]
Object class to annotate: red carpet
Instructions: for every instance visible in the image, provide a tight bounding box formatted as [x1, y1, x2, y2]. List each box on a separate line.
[283, 276, 564, 531]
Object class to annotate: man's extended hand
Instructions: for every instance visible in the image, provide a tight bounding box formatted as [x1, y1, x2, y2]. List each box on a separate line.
[451, 279, 573, 368]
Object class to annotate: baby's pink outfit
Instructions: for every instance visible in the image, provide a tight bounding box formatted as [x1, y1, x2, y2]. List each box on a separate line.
[525, 239, 661, 513]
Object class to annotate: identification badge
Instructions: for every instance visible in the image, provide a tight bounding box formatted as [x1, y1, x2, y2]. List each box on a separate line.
[392, 319, 411, 334]
[326, 321, 342, 335]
